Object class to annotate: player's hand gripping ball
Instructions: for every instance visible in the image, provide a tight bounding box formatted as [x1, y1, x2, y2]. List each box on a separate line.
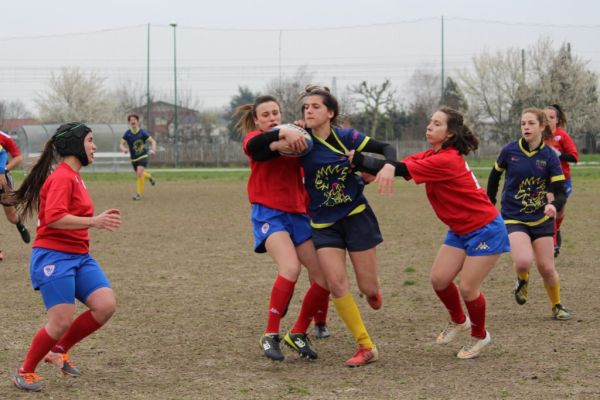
[276, 124, 313, 157]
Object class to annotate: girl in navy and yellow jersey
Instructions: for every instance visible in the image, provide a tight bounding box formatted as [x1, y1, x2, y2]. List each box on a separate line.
[120, 113, 157, 201]
[298, 85, 396, 367]
[487, 108, 571, 320]
[9, 123, 122, 392]
[238, 96, 330, 362]
[349, 106, 510, 359]
[543, 104, 579, 257]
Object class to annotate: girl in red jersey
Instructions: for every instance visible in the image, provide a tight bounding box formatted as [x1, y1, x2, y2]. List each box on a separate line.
[237, 96, 330, 362]
[350, 106, 510, 359]
[543, 104, 578, 257]
[9, 123, 121, 392]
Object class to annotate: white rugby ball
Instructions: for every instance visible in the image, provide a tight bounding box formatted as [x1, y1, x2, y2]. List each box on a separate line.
[276, 124, 313, 157]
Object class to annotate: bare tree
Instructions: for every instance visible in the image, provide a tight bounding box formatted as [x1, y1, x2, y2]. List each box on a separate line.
[459, 48, 523, 142]
[349, 79, 396, 139]
[36, 67, 116, 123]
[527, 38, 600, 135]
[460, 37, 600, 143]
[264, 66, 315, 123]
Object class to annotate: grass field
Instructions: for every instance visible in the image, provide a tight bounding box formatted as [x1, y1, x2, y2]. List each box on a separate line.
[0, 162, 599, 399]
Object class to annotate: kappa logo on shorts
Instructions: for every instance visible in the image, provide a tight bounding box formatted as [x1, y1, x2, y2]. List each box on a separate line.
[261, 223, 270, 234]
[475, 242, 490, 251]
[43, 264, 56, 277]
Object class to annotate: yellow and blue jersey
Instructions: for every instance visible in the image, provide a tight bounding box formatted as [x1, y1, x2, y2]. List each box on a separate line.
[300, 127, 370, 228]
[122, 128, 151, 162]
[494, 138, 565, 226]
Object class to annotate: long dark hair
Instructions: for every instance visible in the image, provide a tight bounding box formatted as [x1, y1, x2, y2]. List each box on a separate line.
[544, 104, 567, 129]
[438, 106, 479, 155]
[234, 95, 280, 135]
[300, 85, 340, 127]
[10, 140, 60, 220]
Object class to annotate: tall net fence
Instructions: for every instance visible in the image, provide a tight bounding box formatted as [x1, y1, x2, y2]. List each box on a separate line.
[1, 18, 598, 166]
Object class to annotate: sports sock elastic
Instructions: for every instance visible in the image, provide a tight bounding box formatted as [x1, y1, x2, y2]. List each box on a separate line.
[265, 275, 296, 334]
[20, 327, 58, 373]
[434, 282, 466, 324]
[291, 283, 329, 334]
[465, 292, 487, 339]
[544, 280, 561, 307]
[51, 310, 103, 354]
[333, 293, 373, 349]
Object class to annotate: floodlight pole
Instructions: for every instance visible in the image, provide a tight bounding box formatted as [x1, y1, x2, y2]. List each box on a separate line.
[170, 23, 179, 168]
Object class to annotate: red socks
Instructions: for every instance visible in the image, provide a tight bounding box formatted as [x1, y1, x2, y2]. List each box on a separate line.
[291, 283, 330, 334]
[265, 275, 296, 334]
[51, 310, 103, 354]
[465, 293, 487, 339]
[434, 282, 466, 324]
[20, 328, 58, 373]
[313, 291, 330, 326]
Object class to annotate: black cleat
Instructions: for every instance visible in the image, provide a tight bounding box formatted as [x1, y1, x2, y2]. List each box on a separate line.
[260, 334, 284, 361]
[16, 222, 30, 243]
[284, 332, 318, 359]
[149, 177, 156, 186]
[514, 278, 528, 305]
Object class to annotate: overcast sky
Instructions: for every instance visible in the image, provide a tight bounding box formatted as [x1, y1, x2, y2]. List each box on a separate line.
[2, 0, 599, 115]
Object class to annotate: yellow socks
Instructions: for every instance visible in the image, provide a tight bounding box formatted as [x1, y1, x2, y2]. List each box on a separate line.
[144, 171, 152, 180]
[517, 271, 529, 281]
[544, 280, 561, 307]
[333, 293, 373, 349]
[136, 176, 145, 196]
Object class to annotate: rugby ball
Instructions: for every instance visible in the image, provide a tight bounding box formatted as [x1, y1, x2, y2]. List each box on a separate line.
[276, 124, 313, 157]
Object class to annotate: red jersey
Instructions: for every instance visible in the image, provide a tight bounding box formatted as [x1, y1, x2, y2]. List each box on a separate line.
[403, 147, 498, 235]
[34, 162, 94, 254]
[243, 130, 307, 214]
[546, 127, 578, 179]
[0, 130, 21, 158]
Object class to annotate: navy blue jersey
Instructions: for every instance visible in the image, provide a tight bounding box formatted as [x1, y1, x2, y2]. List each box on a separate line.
[122, 129, 151, 162]
[494, 138, 565, 226]
[300, 127, 370, 228]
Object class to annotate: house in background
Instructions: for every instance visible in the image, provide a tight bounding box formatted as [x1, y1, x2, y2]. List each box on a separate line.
[0, 118, 40, 134]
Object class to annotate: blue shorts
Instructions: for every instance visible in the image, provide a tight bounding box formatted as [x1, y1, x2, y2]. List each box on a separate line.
[251, 204, 312, 253]
[31, 248, 111, 309]
[132, 158, 149, 171]
[311, 204, 383, 252]
[444, 215, 510, 256]
[506, 219, 554, 242]
[565, 177, 573, 197]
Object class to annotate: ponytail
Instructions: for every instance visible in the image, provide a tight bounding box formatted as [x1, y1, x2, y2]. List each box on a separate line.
[234, 95, 280, 136]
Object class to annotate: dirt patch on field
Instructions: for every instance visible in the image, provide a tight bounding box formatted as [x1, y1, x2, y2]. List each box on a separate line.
[1, 177, 598, 399]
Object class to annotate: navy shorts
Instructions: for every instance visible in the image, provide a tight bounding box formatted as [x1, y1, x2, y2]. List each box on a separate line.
[132, 158, 149, 171]
[31, 248, 112, 309]
[444, 215, 510, 256]
[251, 204, 312, 253]
[506, 219, 555, 242]
[311, 204, 383, 252]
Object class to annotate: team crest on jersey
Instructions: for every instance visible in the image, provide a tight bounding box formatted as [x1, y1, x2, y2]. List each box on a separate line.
[315, 165, 352, 207]
[535, 159, 547, 170]
[554, 135, 562, 141]
[43, 264, 55, 277]
[261, 223, 270, 234]
[515, 177, 546, 213]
